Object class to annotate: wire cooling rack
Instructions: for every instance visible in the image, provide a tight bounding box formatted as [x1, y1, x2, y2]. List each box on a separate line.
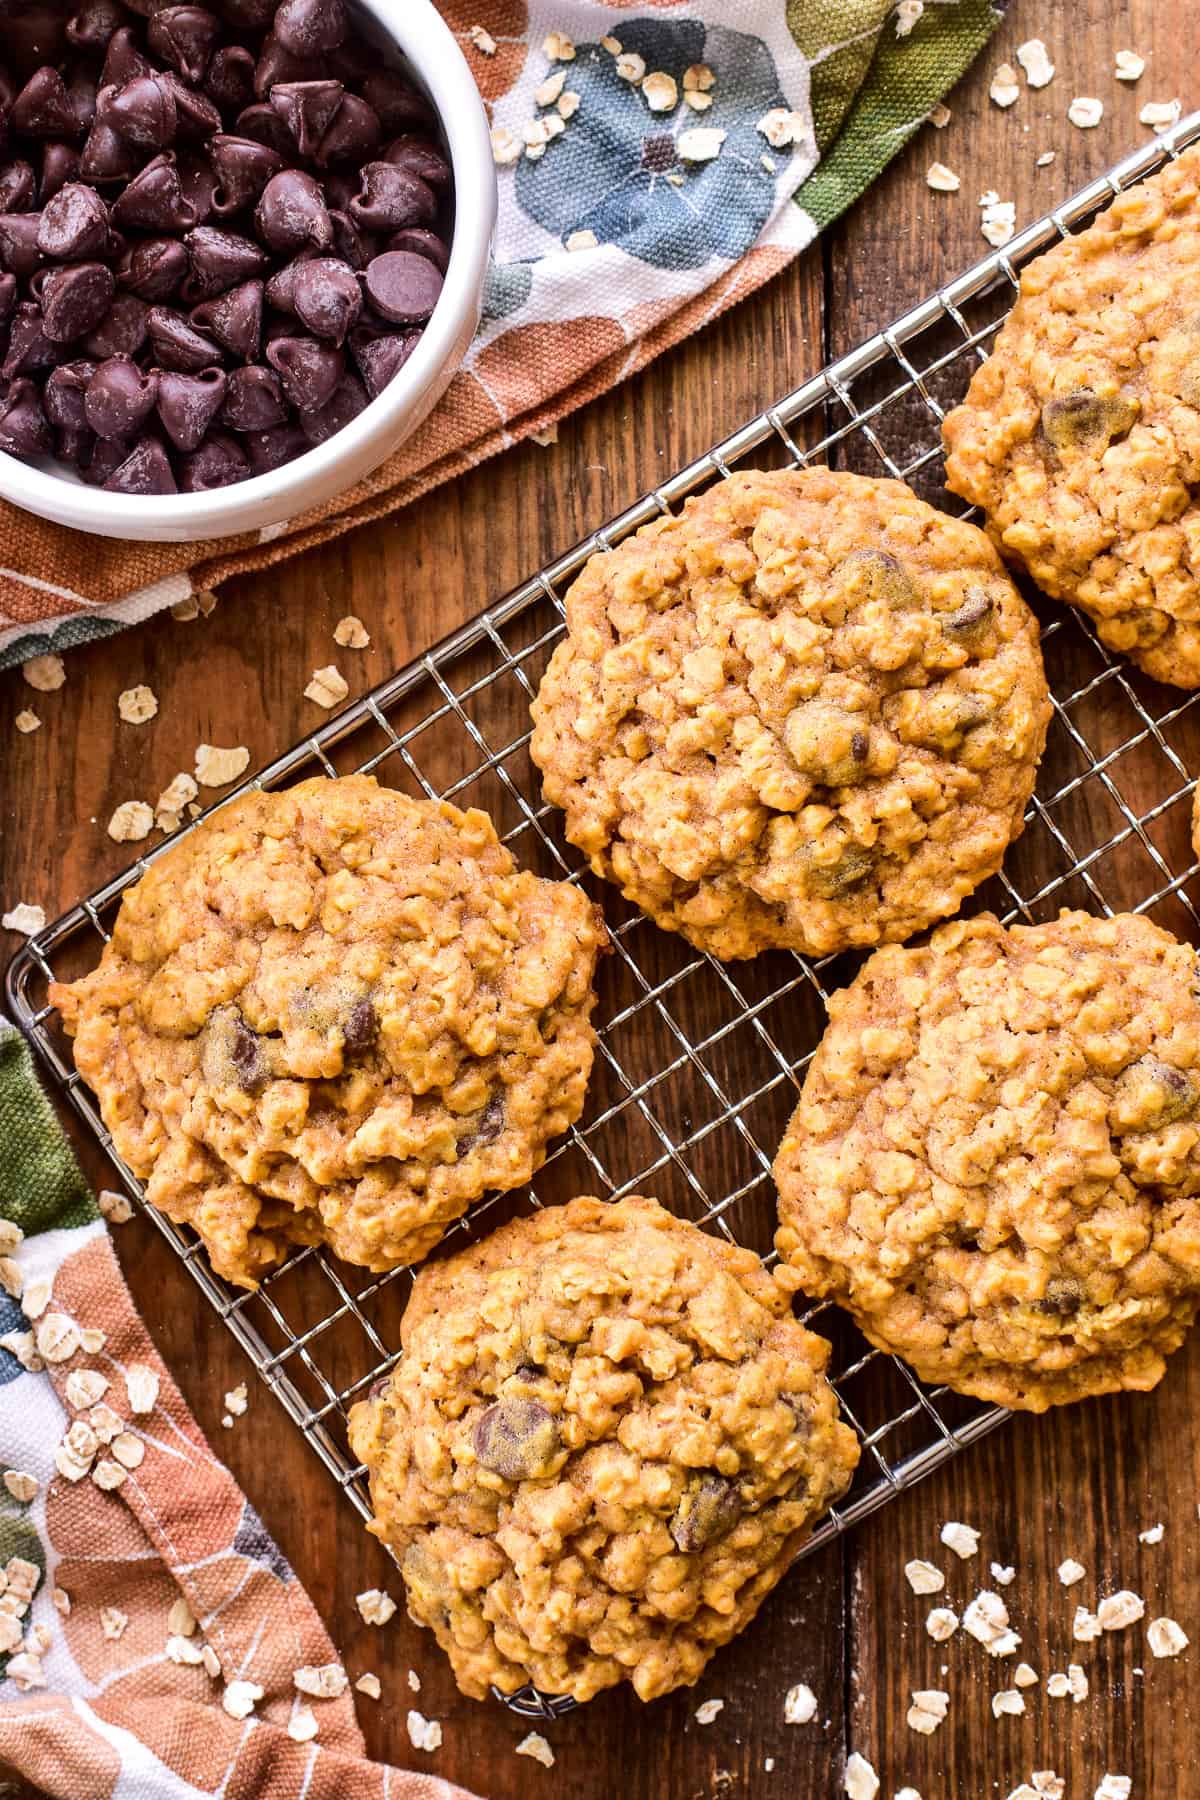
[10, 117, 1200, 1723]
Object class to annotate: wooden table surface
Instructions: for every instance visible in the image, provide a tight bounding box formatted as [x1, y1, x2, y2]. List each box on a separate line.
[4, 4, 1200, 1796]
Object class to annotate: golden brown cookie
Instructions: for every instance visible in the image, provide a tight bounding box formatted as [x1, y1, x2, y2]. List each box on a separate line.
[531, 467, 1049, 959]
[774, 911, 1200, 1411]
[349, 1194, 858, 1704]
[944, 145, 1200, 687]
[51, 776, 605, 1287]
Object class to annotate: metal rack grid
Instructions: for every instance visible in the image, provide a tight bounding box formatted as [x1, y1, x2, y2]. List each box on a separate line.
[9, 116, 1200, 1723]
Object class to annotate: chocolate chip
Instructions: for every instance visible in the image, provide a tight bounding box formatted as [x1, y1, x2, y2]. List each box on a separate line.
[190, 275, 261, 359]
[39, 259, 114, 342]
[99, 27, 151, 92]
[79, 119, 136, 184]
[110, 152, 197, 231]
[0, 162, 36, 213]
[39, 142, 82, 203]
[351, 326, 418, 398]
[472, 1398, 561, 1481]
[66, 71, 97, 137]
[208, 131, 282, 214]
[274, 0, 347, 57]
[79, 430, 131, 484]
[342, 996, 377, 1055]
[162, 71, 222, 143]
[148, 7, 221, 85]
[457, 1091, 504, 1151]
[233, 101, 295, 160]
[146, 303, 222, 371]
[349, 161, 436, 232]
[118, 236, 187, 302]
[220, 360, 284, 429]
[182, 223, 268, 300]
[11, 68, 80, 139]
[263, 248, 317, 312]
[84, 353, 158, 437]
[315, 93, 379, 167]
[328, 208, 375, 270]
[242, 415, 307, 471]
[66, 1, 127, 56]
[291, 255, 360, 343]
[270, 79, 343, 159]
[155, 363, 226, 449]
[385, 226, 448, 275]
[82, 290, 147, 357]
[255, 167, 331, 253]
[381, 135, 451, 192]
[0, 213, 44, 278]
[670, 1475, 742, 1553]
[0, 273, 15, 325]
[252, 31, 319, 101]
[363, 249, 442, 323]
[1036, 1277, 1083, 1319]
[219, 0, 275, 27]
[102, 433, 177, 493]
[299, 368, 365, 443]
[177, 151, 217, 225]
[101, 74, 178, 149]
[2, 301, 59, 378]
[43, 355, 94, 430]
[204, 45, 256, 116]
[362, 70, 435, 135]
[265, 332, 342, 409]
[37, 181, 109, 260]
[942, 588, 995, 645]
[179, 427, 249, 489]
[0, 376, 51, 454]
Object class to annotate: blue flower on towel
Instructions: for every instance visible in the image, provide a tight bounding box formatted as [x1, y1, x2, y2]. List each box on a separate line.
[516, 18, 793, 270]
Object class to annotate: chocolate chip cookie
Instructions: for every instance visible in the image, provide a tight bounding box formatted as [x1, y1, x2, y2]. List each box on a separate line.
[531, 468, 1049, 960]
[349, 1194, 858, 1704]
[944, 145, 1200, 687]
[51, 776, 605, 1287]
[774, 911, 1200, 1411]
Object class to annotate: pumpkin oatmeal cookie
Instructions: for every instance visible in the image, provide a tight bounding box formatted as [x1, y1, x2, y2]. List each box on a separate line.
[531, 468, 1049, 959]
[349, 1194, 858, 1704]
[51, 776, 605, 1287]
[774, 911, 1200, 1411]
[944, 145, 1200, 687]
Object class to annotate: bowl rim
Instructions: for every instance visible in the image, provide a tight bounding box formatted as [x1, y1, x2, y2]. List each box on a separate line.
[0, 0, 496, 538]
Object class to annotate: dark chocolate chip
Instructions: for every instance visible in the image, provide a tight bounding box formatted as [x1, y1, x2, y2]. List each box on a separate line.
[55, 422, 94, 465]
[66, 1, 127, 55]
[242, 415, 306, 471]
[299, 369, 365, 443]
[182, 223, 269, 300]
[177, 152, 218, 225]
[269, 79, 344, 160]
[265, 332, 342, 409]
[82, 291, 148, 357]
[216, 0, 275, 27]
[233, 102, 295, 160]
[190, 276, 262, 359]
[385, 226, 448, 275]
[11, 68, 81, 139]
[670, 1474, 742, 1553]
[207, 132, 283, 215]
[254, 167, 331, 253]
[148, 6, 221, 85]
[252, 31, 319, 101]
[291, 256, 360, 344]
[43, 355, 95, 430]
[0, 214, 44, 279]
[66, 71, 97, 136]
[110, 152, 198, 231]
[314, 93, 379, 167]
[84, 354, 158, 437]
[263, 247, 317, 312]
[274, 0, 347, 57]
[363, 249, 442, 323]
[220, 361, 284, 429]
[362, 70, 435, 135]
[327, 208, 375, 270]
[2, 302, 59, 378]
[102, 433, 177, 493]
[146, 304, 223, 371]
[37, 182, 109, 261]
[39, 142, 82, 204]
[204, 45, 256, 117]
[101, 75, 178, 150]
[0, 376, 52, 455]
[381, 135, 451, 192]
[472, 1398, 560, 1481]
[1036, 1276, 1083, 1318]
[457, 1091, 504, 1151]
[79, 119, 136, 185]
[161, 72, 223, 143]
[352, 327, 418, 398]
[39, 260, 114, 342]
[156, 363, 226, 449]
[99, 27, 151, 92]
[341, 996, 377, 1055]
[179, 427, 249, 489]
[0, 272, 16, 325]
[0, 163, 35, 213]
[349, 162, 436, 232]
[80, 430, 131, 484]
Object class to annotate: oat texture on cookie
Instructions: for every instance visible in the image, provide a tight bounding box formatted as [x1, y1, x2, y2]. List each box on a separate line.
[50, 777, 605, 1287]
[348, 1194, 858, 1704]
[531, 468, 1049, 959]
[774, 911, 1200, 1410]
[944, 145, 1200, 688]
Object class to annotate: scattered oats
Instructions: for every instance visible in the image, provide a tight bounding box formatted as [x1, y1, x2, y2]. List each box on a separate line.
[1138, 1523, 1164, 1545]
[288, 1707, 320, 1742]
[3, 903, 45, 937]
[294, 1662, 348, 1699]
[926, 162, 959, 193]
[990, 63, 1020, 108]
[304, 664, 350, 710]
[166, 1633, 205, 1665]
[170, 595, 200, 621]
[516, 1732, 555, 1767]
[98, 1189, 134, 1226]
[21, 1280, 51, 1322]
[6, 1651, 45, 1690]
[615, 52, 645, 84]
[905, 1560, 944, 1594]
[1147, 1616, 1188, 1658]
[221, 1414, 233, 1429]
[991, 1563, 1016, 1586]
[895, 0, 923, 37]
[642, 72, 678, 113]
[1073, 1606, 1101, 1641]
[6, 1559, 38, 1600]
[92, 1457, 128, 1492]
[1094, 1781, 1131, 1800]
[683, 64, 715, 93]
[601, 36, 622, 56]
[1014, 1662, 1039, 1687]
[1036, 150, 1056, 166]
[332, 616, 370, 654]
[0, 1330, 41, 1373]
[201, 1643, 221, 1678]
[784, 1682, 817, 1723]
[1098, 1591, 1145, 1632]
[491, 125, 521, 166]
[677, 127, 726, 163]
[542, 31, 574, 61]
[666, 171, 684, 186]
[535, 70, 566, 107]
[524, 142, 545, 161]
[1046, 1671, 1070, 1699]
[940, 1522, 980, 1559]
[895, 1791, 921, 1800]
[0, 1259, 21, 1300]
[107, 800, 154, 843]
[963, 1591, 1019, 1654]
[224, 1383, 248, 1417]
[223, 1679, 263, 1720]
[1016, 39, 1055, 87]
[685, 90, 713, 113]
[22, 655, 65, 692]
[0, 1223, 21, 1254]
[925, 1607, 959, 1642]
[2, 1471, 37, 1503]
[907, 1689, 949, 1734]
[37, 1312, 80, 1363]
[844, 1753, 880, 1800]
[565, 229, 598, 252]
[101, 1606, 128, 1641]
[1141, 99, 1181, 132]
[928, 101, 952, 128]
[757, 108, 805, 149]
[197, 588, 219, 616]
[154, 773, 198, 833]
[1067, 1663, 1088, 1702]
[695, 1698, 724, 1724]
[407, 1710, 443, 1752]
[89, 1403, 122, 1444]
[557, 91, 580, 120]
[1031, 1775, 1065, 1799]
[168, 1596, 196, 1637]
[1115, 51, 1146, 82]
[66, 1370, 108, 1410]
[194, 743, 250, 788]
[356, 1588, 396, 1627]
[1057, 1558, 1086, 1587]
[408, 1669, 420, 1692]
[52, 1587, 70, 1617]
[1068, 96, 1103, 129]
[24, 1623, 49, 1661]
[760, 154, 776, 173]
[992, 1689, 1025, 1718]
[523, 117, 554, 148]
[118, 685, 157, 725]
[467, 25, 496, 56]
[15, 710, 39, 733]
[126, 1363, 159, 1414]
[111, 1432, 145, 1471]
[356, 1672, 382, 1698]
[979, 191, 1016, 249]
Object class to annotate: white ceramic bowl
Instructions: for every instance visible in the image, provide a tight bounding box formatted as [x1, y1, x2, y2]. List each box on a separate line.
[0, 0, 497, 543]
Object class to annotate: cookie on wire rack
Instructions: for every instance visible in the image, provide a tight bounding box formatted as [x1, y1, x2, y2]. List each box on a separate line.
[944, 144, 1200, 688]
[349, 1193, 858, 1705]
[51, 775, 606, 1287]
[531, 467, 1050, 960]
[774, 910, 1200, 1412]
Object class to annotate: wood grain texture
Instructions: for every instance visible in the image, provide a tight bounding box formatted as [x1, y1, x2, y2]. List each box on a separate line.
[3, 3, 1199, 1794]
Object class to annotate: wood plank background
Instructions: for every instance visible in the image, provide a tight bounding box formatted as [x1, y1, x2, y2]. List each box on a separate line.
[3, 3, 1199, 1795]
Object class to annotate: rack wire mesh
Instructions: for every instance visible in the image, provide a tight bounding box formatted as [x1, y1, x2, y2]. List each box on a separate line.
[10, 117, 1200, 1723]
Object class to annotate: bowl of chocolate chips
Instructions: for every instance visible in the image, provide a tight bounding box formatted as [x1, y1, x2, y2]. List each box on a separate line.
[0, 0, 496, 541]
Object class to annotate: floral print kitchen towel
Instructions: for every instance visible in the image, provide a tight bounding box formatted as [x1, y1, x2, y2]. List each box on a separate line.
[0, 1022, 479, 1799]
[0, 0, 1003, 668]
